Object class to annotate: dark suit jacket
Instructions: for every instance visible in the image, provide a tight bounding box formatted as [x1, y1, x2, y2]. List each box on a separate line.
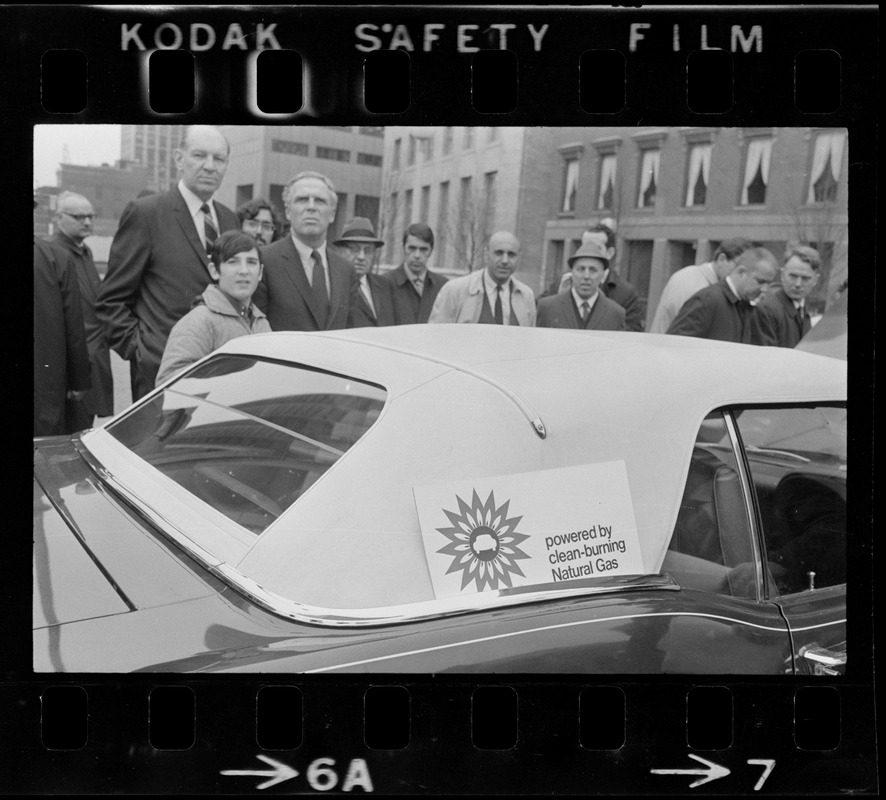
[48, 232, 114, 417]
[34, 238, 91, 436]
[96, 187, 238, 398]
[536, 290, 627, 331]
[601, 270, 644, 332]
[253, 237, 358, 331]
[383, 265, 449, 324]
[749, 288, 812, 348]
[667, 281, 752, 343]
[348, 273, 396, 327]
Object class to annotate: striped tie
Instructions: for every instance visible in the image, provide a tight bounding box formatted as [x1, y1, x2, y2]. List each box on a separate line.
[201, 203, 218, 253]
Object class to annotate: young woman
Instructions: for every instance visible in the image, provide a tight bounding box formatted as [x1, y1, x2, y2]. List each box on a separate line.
[156, 231, 271, 385]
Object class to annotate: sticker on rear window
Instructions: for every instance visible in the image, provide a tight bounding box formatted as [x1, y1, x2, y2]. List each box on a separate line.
[414, 461, 643, 598]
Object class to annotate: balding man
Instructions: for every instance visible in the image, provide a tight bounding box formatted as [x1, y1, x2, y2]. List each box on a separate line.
[253, 171, 358, 331]
[428, 231, 536, 326]
[47, 191, 113, 426]
[97, 125, 239, 398]
[667, 247, 779, 343]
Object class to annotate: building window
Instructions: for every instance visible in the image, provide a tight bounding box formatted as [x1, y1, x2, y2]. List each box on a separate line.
[420, 185, 431, 224]
[463, 127, 475, 149]
[356, 152, 383, 167]
[807, 130, 846, 204]
[404, 189, 413, 227]
[561, 158, 579, 213]
[407, 136, 416, 167]
[387, 192, 398, 253]
[271, 139, 309, 156]
[359, 126, 384, 137]
[236, 184, 254, 207]
[443, 127, 454, 156]
[597, 153, 617, 211]
[685, 143, 712, 207]
[637, 149, 660, 208]
[740, 137, 772, 205]
[458, 176, 473, 264]
[355, 195, 380, 227]
[420, 134, 434, 161]
[437, 181, 450, 255]
[392, 138, 402, 170]
[316, 146, 350, 162]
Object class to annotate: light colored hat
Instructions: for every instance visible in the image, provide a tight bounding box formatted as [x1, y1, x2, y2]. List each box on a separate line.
[568, 240, 610, 267]
[333, 217, 383, 246]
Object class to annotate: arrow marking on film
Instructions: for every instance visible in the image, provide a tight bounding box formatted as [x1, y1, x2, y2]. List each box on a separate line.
[650, 753, 731, 788]
[221, 754, 299, 790]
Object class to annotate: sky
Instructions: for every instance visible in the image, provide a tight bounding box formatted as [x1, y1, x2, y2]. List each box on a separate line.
[33, 124, 122, 188]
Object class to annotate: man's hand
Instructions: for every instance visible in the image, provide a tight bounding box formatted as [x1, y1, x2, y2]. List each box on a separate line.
[66, 389, 89, 402]
[558, 272, 573, 293]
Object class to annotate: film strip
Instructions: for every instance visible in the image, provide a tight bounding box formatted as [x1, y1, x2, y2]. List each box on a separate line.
[6, 3, 877, 794]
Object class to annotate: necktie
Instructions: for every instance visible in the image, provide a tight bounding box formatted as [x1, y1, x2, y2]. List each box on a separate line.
[494, 285, 504, 325]
[201, 203, 217, 253]
[581, 301, 590, 323]
[311, 249, 330, 325]
[412, 277, 423, 296]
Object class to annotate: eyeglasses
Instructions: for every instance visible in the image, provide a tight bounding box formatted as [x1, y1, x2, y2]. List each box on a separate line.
[61, 212, 95, 222]
[244, 220, 275, 232]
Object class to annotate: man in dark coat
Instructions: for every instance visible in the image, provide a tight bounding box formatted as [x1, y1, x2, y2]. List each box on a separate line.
[750, 245, 820, 348]
[253, 171, 358, 331]
[48, 191, 113, 426]
[537, 241, 627, 331]
[544, 222, 643, 331]
[667, 247, 779, 343]
[383, 223, 448, 324]
[34, 237, 91, 436]
[97, 125, 238, 400]
[332, 217, 396, 327]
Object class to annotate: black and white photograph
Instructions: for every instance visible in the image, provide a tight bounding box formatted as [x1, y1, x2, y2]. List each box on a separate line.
[10, 2, 877, 795]
[33, 123, 850, 676]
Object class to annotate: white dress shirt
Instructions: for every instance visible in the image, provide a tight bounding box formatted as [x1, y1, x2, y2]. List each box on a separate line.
[290, 234, 330, 295]
[178, 180, 219, 250]
[483, 270, 512, 325]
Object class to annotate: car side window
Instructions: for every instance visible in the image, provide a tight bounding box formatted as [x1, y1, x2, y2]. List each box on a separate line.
[734, 405, 846, 596]
[663, 411, 758, 599]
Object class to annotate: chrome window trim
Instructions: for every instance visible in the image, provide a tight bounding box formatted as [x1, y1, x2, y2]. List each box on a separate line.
[209, 566, 680, 627]
[723, 410, 768, 602]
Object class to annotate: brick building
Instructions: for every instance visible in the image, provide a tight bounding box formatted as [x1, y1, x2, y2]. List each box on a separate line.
[542, 127, 848, 326]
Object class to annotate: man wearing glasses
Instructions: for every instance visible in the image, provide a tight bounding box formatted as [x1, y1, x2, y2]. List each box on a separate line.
[237, 197, 278, 246]
[47, 192, 113, 427]
[97, 125, 239, 399]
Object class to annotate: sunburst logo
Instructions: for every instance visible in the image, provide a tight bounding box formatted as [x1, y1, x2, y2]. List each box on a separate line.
[436, 489, 531, 592]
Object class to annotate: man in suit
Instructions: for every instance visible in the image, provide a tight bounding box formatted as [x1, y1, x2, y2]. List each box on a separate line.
[97, 125, 238, 399]
[34, 235, 91, 436]
[383, 223, 448, 324]
[750, 245, 820, 348]
[537, 241, 626, 331]
[47, 191, 113, 427]
[429, 231, 536, 326]
[667, 247, 779, 343]
[648, 238, 753, 333]
[332, 217, 395, 328]
[253, 171, 358, 331]
[545, 222, 643, 331]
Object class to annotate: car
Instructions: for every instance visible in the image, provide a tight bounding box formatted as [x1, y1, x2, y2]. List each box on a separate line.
[34, 325, 847, 674]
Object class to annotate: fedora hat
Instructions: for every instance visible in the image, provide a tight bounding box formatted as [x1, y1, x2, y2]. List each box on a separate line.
[568, 240, 610, 267]
[334, 217, 384, 246]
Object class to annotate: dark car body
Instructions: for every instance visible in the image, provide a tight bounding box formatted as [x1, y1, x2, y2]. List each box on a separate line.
[34, 326, 846, 674]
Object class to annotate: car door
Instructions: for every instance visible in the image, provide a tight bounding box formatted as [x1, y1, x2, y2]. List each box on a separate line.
[730, 404, 847, 676]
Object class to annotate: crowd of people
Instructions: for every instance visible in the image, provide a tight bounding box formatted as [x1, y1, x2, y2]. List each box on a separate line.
[34, 125, 826, 437]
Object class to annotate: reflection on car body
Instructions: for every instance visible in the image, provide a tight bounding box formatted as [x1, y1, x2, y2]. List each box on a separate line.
[33, 326, 846, 674]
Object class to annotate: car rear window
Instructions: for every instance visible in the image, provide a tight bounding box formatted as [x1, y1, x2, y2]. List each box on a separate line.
[106, 355, 386, 534]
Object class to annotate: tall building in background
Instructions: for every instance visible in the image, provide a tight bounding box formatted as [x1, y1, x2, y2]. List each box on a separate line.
[55, 161, 150, 236]
[542, 127, 848, 326]
[120, 125, 184, 192]
[379, 127, 552, 286]
[217, 126, 385, 241]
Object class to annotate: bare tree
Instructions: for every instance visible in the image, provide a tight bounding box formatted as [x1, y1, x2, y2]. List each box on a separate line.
[443, 180, 495, 273]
